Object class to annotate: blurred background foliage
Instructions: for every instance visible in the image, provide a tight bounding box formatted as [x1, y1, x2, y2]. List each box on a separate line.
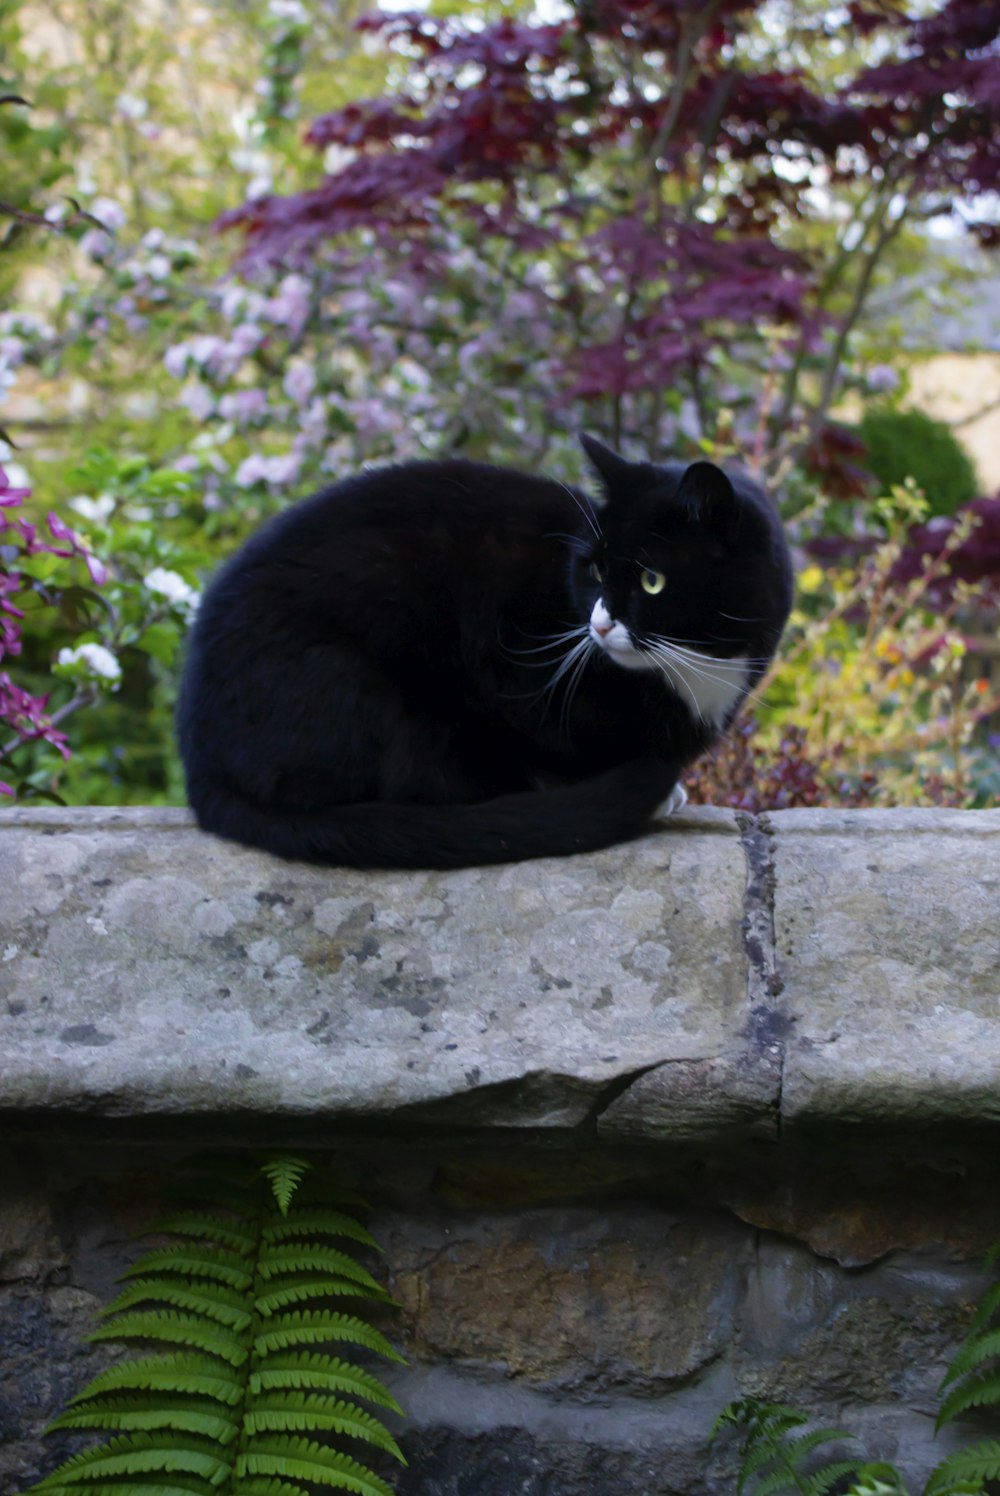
[1, 0, 998, 811]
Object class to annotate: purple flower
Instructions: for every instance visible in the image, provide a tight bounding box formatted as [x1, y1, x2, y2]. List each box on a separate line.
[0, 465, 31, 504]
[283, 362, 316, 405]
[867, 364, 900, 393]
[219, 389, 269, 426]
[45, 512, 109, 584]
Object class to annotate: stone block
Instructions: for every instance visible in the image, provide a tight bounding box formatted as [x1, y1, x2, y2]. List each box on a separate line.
[385, 1208, 743, 1391]
[771, 810, 1000, 1127]
[0, 806, 749, 1128]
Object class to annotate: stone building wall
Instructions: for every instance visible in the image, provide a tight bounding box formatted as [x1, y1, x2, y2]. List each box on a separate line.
[2, 807, 999, 1495]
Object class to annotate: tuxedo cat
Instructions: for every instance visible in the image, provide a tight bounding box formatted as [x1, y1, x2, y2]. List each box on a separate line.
[177, 435, 792, 868]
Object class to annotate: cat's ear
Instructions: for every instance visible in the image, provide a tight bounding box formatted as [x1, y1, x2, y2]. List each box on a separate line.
[580, 433, 632, 494]
[677, 461, 741, 542]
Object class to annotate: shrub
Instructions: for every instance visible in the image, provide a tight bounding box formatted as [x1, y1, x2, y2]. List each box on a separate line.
[857, 408, 980, 518]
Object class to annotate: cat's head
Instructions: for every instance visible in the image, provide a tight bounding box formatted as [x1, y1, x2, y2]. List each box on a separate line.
[572, 434, 792, 715]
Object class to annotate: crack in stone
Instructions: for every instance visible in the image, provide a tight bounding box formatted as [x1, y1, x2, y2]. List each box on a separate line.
[736, 811, 788, 1134]
[582, 1060, 674, 1131]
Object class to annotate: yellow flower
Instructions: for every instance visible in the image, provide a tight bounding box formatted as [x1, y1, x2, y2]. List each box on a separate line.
[798, 565, 824, 595]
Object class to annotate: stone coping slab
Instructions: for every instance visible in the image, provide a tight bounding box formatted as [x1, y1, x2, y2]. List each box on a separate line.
[1, 806, 998, 1139]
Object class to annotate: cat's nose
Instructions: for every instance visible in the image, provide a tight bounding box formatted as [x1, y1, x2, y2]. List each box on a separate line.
[592, 619, 612, 637]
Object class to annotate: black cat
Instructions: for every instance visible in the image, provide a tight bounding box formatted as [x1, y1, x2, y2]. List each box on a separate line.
[177, 435, 792, 868]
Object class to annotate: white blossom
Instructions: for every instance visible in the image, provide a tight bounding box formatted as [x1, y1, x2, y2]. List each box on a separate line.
[57, 643, 122, 685]
[116, 93, 148, 120]
[268, 0, 308, 19]
[69, 493, 116, 523]
[145, 567, 200, 613]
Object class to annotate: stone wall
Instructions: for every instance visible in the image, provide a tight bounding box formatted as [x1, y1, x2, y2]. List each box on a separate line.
[2, 806, 1000, 1494]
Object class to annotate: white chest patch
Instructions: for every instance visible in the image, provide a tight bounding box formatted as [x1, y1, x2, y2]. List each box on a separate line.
[589, 600, 748, 726]
[656, 650, 749, 727]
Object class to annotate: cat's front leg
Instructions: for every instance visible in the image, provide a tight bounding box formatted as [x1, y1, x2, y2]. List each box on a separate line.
[653, 782, 688, 819]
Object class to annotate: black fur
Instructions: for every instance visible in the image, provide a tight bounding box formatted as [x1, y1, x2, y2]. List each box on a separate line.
[177, 436, 792, 868]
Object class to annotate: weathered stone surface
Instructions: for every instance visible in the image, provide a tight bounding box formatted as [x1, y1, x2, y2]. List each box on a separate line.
[771, 810, 1000, 1126]
[2, 1142, 998, 1496]
[393, 1424, 719, 1496]
[0, 806, 749, 1128]
[597, 1049, 781, 1142]
[723, 1150, 1000, 1267]
[385, 1207, 743, 1390]
[3, 805, 1000, 1138]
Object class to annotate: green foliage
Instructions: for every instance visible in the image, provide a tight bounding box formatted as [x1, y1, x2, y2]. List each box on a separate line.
[23, 1155, 406, 1496]
[857, 408, 980, 518]
[12, 446, 219, 805]
[715, 1247, 1000, 1496]
[711, 1400, 860, 1496]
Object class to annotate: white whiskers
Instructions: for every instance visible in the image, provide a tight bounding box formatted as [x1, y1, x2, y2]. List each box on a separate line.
[643, 634, 753, 726]
[502, 622, 596, 735]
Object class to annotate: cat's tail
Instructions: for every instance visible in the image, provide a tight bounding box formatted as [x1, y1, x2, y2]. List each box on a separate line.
[189, 759, 678, 870]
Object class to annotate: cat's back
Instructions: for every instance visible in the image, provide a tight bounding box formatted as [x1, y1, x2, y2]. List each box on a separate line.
[220, 457, 571, 582]
[186, 456, 580, 677]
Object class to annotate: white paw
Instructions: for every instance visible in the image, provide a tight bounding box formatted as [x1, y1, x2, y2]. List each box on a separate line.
[654, 783, 688, 819]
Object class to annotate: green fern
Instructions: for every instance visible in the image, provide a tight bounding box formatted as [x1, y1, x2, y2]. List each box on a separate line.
[711, 1398, 860, 1496]
[260, 1157, 313, 1217]
[937, 1247, 1000, 1433]
[716, 1246, 1000, 1496]
[23, 1154, 406, 1496]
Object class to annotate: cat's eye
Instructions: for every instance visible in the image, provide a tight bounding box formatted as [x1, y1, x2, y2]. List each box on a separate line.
[589, 562, 602, 582]
[640, 569, 666, 595]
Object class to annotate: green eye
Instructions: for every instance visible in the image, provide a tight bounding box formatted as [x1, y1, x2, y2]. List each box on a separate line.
[589, 562, 602, 582]
[640, 569, 666, 595]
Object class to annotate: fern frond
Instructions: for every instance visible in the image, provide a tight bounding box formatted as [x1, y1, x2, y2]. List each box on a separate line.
[261, 1156, 312, 1216]
[246, 1392, 405, 1461]
[712, 1398, 856, 1496]
[262, 1212, 381, 1252]
[239, 1437, 397, 1495]
[940, 1330, 1000, 1388]
[806, 1459, 868, 1495]
[37, 1483, 216, 1496]
[120, 1247, 254, 1292]
[32, 1431, 228, 1486]
[26, 1156, 405, 1496]
[965, 1280, 1000, 1336]
[239, 1483, 312, 1496]
[257, 1246, 383, 1290]
[146, 1212, 257, 1253]
[48, 1400, 239, 1444]
[922, 1481, 988, 1496]
[101, 1278, 252, 1330]
[712, 1399, 809, 1440]
[924, 1442, 1000, 1495]
[255, 1312, 405, 1362]
[59, 1354, 242, 1408]
[783, 1428, 856, 1466]
[87, 1310, 249, 1366]
[249, 1353, 404, 1413]
[936, 1369, 1000, 1429]
[842, 1461, 911, 1495]
[256, 1281, 391, 1317]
